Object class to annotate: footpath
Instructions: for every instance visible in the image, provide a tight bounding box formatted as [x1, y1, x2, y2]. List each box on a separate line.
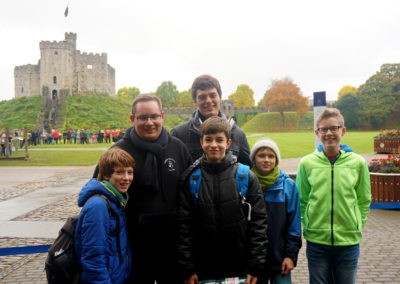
[0, 155, 399, 283]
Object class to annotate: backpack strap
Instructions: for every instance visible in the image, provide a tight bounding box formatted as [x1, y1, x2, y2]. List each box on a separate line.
[189, 167, 202, 205]
[236, 164, 250, 198]
[94, 194, 123, 264]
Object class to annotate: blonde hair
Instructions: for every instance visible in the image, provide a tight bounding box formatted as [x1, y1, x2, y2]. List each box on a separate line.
[316, 108, 345, 128]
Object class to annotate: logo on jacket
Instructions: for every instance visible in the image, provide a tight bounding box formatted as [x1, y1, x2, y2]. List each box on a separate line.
[164, 158, 176, 172]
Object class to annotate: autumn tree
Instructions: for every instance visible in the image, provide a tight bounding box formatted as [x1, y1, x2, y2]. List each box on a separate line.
[178, 89, 194, 107]
[261, 78, 308, 127]
[116, 86, 140, 102]
[338, 85, 357, 99]
[228, 84, 255, 108]
[155, 81, 179, 108]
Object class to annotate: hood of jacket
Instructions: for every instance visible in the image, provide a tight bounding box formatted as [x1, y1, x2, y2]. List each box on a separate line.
[77, 178, 119, 208]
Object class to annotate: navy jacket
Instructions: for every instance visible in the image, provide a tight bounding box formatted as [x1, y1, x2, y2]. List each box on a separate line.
[263, 171, 302, 274]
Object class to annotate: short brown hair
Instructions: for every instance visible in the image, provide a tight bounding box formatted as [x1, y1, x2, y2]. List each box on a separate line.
[131, 93, 162, 115]
[199, 116, 231, 140]
[316, 108, 345, 128]
[191, 74, 222, 101]
[98, 147, 135, 180]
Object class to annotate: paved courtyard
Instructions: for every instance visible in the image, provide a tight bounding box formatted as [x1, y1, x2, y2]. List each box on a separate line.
[0, 159, 399, 283]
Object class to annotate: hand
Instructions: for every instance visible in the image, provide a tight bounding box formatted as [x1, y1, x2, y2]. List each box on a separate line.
[246, 274, 258, 284]
[281, 257, 294, 275]
[184, 273, 199, 284]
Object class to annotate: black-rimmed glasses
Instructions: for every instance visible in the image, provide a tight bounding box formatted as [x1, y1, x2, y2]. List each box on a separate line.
[135, 114, 162, 122]
[317, 126, 342, 134]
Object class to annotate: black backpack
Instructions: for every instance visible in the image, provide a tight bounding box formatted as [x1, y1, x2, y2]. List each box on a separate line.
[45, 194, 122, 284]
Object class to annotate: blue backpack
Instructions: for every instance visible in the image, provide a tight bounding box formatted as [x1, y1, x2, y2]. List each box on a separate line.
[189, 164, 252, 220]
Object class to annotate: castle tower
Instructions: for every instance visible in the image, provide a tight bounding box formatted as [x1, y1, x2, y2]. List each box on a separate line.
[39, 32, 76, 99]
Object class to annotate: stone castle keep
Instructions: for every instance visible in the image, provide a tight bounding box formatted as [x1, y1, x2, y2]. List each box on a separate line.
[14, 32, 115, 131]
[14, 32, 115, 98]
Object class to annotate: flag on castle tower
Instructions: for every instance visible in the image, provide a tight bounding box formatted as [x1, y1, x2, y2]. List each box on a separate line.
[64, 5, 69, 17]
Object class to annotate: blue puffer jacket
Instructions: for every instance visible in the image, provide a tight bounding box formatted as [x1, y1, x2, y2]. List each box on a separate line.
[74, 178, 131, 284]
[263, 171, 302, 274]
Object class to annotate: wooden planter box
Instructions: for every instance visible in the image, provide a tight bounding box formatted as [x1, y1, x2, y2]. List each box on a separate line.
[374, 138, 400, 154]
[370, 173, 400, 203]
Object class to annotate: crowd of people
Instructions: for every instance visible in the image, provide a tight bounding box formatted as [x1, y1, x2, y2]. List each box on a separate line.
[27, 128, 126, 145]
[69, 74, 372, 284]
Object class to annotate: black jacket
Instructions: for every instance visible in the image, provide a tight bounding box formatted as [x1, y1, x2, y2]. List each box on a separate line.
[178, 152, 268, 280]
[94, 127, 192, 282]
[170, 110, 252, 166]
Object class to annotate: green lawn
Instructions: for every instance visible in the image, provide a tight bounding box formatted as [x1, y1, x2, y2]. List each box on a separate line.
[0, 131, 379, 166]
[247, 131, 378, 158]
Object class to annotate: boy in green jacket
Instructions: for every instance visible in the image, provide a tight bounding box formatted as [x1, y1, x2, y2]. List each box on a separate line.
[296, 108, 371, 284]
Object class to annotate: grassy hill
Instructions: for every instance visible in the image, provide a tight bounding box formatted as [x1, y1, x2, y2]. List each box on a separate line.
[0, 95, 187, 131]
[241, 111, 314, 132]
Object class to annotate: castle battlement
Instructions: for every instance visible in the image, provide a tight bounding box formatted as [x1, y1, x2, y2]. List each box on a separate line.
[78, 51, 107, 58]
[39, 40, 73, 50]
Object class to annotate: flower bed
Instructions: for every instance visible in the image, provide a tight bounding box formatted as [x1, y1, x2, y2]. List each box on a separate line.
[374, 129, 400, 154]
[368, 155, 400, 208]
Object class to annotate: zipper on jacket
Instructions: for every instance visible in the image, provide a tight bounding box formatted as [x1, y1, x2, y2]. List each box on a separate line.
[330, 163, 334, 245]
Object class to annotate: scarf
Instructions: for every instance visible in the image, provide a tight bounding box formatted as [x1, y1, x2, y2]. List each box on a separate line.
[251, 165, 280, 189]
[100, 180, 128, 207]
[127, 127, 169, 191]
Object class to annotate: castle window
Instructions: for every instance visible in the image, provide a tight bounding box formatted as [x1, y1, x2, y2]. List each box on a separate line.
[87, 65, 93, 69]
[21, 87, 24, 93]
[54, 51, 58, 55]
[53, 76, 57, 84]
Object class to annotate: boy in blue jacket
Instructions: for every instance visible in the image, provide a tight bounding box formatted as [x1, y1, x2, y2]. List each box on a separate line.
[75, 148, 134, 283]
[251, 138, 302, 284]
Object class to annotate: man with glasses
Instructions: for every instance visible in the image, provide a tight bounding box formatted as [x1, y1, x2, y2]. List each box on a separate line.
[296, 108, 371, 284]
[170, 74, 251, 166]
[94, 93, 191, 283]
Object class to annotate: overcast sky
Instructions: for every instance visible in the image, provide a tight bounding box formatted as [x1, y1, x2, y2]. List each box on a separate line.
[1, 0, 400, 103]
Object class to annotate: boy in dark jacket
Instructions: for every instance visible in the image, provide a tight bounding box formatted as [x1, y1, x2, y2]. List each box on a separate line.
[179, 116, 268, 284]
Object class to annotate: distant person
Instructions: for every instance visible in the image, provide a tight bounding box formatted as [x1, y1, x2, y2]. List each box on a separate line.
[296, 108, 371, 284]
[75, 147, 134, 283]
[178, 116, 267, 284]
[250, 138, 302, 284]
[171, 74, 251, 166]
[94, 93, 192, 283]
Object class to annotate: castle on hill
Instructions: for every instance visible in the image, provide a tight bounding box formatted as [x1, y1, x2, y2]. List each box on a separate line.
[14, 32, 115, 99]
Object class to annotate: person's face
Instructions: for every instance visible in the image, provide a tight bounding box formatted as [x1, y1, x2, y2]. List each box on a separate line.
[200, 132, 231, 163]
[254, 147, 277, 176]
[130, 100, 164, 141]
[195, 87, 221, 118]
[315, 117, 346, 155]
[107, 166, 134, 194]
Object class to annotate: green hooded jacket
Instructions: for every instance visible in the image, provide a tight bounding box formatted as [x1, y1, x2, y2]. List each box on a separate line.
[296, 150, 371, 246]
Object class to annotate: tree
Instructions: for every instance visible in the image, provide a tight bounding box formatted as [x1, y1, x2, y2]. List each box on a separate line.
[261, 78, 308, 127]
[155, 81, 179, 108]
[228, 84, 255, 108]
[334, 94, 360, 129]
[116, 86, 140, 102]
[178, 89, 194, 107]
[338, 85, 357, 99]
[358, 64, 400, 129]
